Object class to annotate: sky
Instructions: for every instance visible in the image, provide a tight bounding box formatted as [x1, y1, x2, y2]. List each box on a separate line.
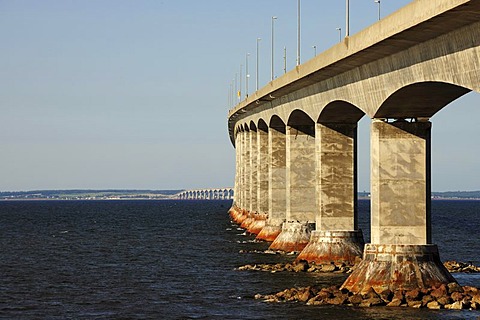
[0, 0, 478, 192]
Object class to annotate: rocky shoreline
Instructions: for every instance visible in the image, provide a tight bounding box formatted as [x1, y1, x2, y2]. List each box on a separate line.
[237, 259, 480, 274]
[237, 259, 480, 310]
[254, 282, 480, 310]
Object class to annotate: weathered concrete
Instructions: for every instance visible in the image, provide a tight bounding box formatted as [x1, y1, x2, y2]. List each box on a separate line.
[268, 121, 316, 252]
[297, 230, 364, 265]
[257, 125, 286, 242]
[243, 129, 251, 213]
[269, 221, 314, 253]
[250, 125, 258, 213]
[286, 125, 316, 224]
[315, 123, 357, 231]
[257, 124, 269, 214]
[341, 244, 456, 294]
[370, 119, 431, 245]
[247, 213, 267, 235]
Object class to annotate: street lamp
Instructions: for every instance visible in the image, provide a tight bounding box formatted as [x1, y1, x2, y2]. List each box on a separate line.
[271, 16, 277, 81]
[312, 45, 317, 57]
[256, 38, 261, 91]
[283, 46, 287, 74]
[297, 0, 301, 66]
[346, 0, 350, 37]
[374, 0, 381, 20]
[245, 53, 250, 98]
[336, 27, 342, 42]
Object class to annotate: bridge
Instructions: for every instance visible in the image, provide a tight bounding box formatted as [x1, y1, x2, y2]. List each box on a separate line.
[176, 188, 234, 200]
[227, 0, 479, 294]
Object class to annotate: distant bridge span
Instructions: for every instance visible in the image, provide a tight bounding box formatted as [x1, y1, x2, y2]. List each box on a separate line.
[175, 188, 234, 200]
[227, 0, 480, 294]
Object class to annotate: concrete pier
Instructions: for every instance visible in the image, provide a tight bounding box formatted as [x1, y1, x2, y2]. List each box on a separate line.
[298, 122, 364, 264]
[269, 115, 316, 252]
[257, 119, 286, 242]
[342, 119, 455, 293]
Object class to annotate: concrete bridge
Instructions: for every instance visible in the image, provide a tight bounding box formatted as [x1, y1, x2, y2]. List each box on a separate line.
[227, 0, 479, 294]
[176, 188, 234, 200]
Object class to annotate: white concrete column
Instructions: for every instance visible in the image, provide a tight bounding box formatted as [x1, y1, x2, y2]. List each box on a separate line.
[250, 128, 258, 212]
[370, 119, 431, 245]
[286, 125, 316, 223]
[257, 127, 269, 213]
[316, 123, 357, 230]
[268, 127, 286, 225]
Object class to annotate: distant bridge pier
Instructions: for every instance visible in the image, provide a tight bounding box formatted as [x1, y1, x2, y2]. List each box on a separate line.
[342, 119, 455, 293]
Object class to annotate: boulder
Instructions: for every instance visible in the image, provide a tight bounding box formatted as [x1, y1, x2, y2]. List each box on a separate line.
[426, 301, 441, 310]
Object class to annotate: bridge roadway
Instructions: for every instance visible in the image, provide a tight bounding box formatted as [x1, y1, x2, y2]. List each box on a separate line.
[176, 188, 234, 200]
[227, 0, 480, 294]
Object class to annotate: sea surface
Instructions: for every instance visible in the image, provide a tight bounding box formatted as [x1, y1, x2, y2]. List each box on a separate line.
[0, 199, 479, 319]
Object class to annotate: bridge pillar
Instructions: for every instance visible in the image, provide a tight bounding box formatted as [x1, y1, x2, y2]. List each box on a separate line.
[257, 125, 286, 241]
[269, 125, 315, 252]
[248, 126, 269, 234]
[298, 123, 364, 265]
[342, 119, 455, 294]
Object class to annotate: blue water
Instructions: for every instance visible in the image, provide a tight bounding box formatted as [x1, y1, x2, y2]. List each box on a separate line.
[0, 199, 479, 319]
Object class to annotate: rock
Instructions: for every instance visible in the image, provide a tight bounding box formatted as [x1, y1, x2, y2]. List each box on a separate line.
[407, 300, 422, 308]
[421, 294, 433, 306]
[447, 282, 464, 294]
[445, 301, 465, 310]
[326, 294, 348, 305]
[321, 264, 336, 272]
[359, 297, 384, 307]
[471, 294, 480, 305]
[293, 260, 308, 272]
[348, 293, 363, 305]
[451, 291, 465, 301]
[386, 298, 403, 307]
[427, 301, 441, 309]
[374, 287, 393, 302]
[437, 296, 452, 306]
[431, 284, 448, 299]
[405, 288, 421, 301]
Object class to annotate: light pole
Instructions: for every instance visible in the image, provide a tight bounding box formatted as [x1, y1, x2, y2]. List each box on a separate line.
[346, 0, 350, 37]
[283, 46, 287, 74]
[312, 45, 317, 57]
[374, 0, 381, 20]
[336, 27, 342, 42]
[245, 53, 250, 98]
[256, 38, 261, 91]
[297, 0, 301, 66]
[271, 16, 277, 81]
[239, 64, 242, 101]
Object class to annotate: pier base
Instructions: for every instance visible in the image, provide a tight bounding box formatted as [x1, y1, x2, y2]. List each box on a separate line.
[256, 223, 282, 242]
[341, 244, 456, 294]
[240, 212, 255, 229]
[247, 213, 267, 235]
[268, 221, 314, 253]
[297, 230, 364, 265]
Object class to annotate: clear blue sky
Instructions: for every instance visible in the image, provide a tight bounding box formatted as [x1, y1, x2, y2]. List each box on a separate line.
[1, 1, 478, 192]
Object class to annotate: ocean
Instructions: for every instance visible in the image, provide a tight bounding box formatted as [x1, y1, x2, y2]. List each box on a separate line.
[0, 199, 479, 319]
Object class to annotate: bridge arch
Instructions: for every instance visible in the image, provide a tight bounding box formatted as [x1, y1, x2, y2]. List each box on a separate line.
[318, 101, 365, 124]
[375, 81, 471, 119]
